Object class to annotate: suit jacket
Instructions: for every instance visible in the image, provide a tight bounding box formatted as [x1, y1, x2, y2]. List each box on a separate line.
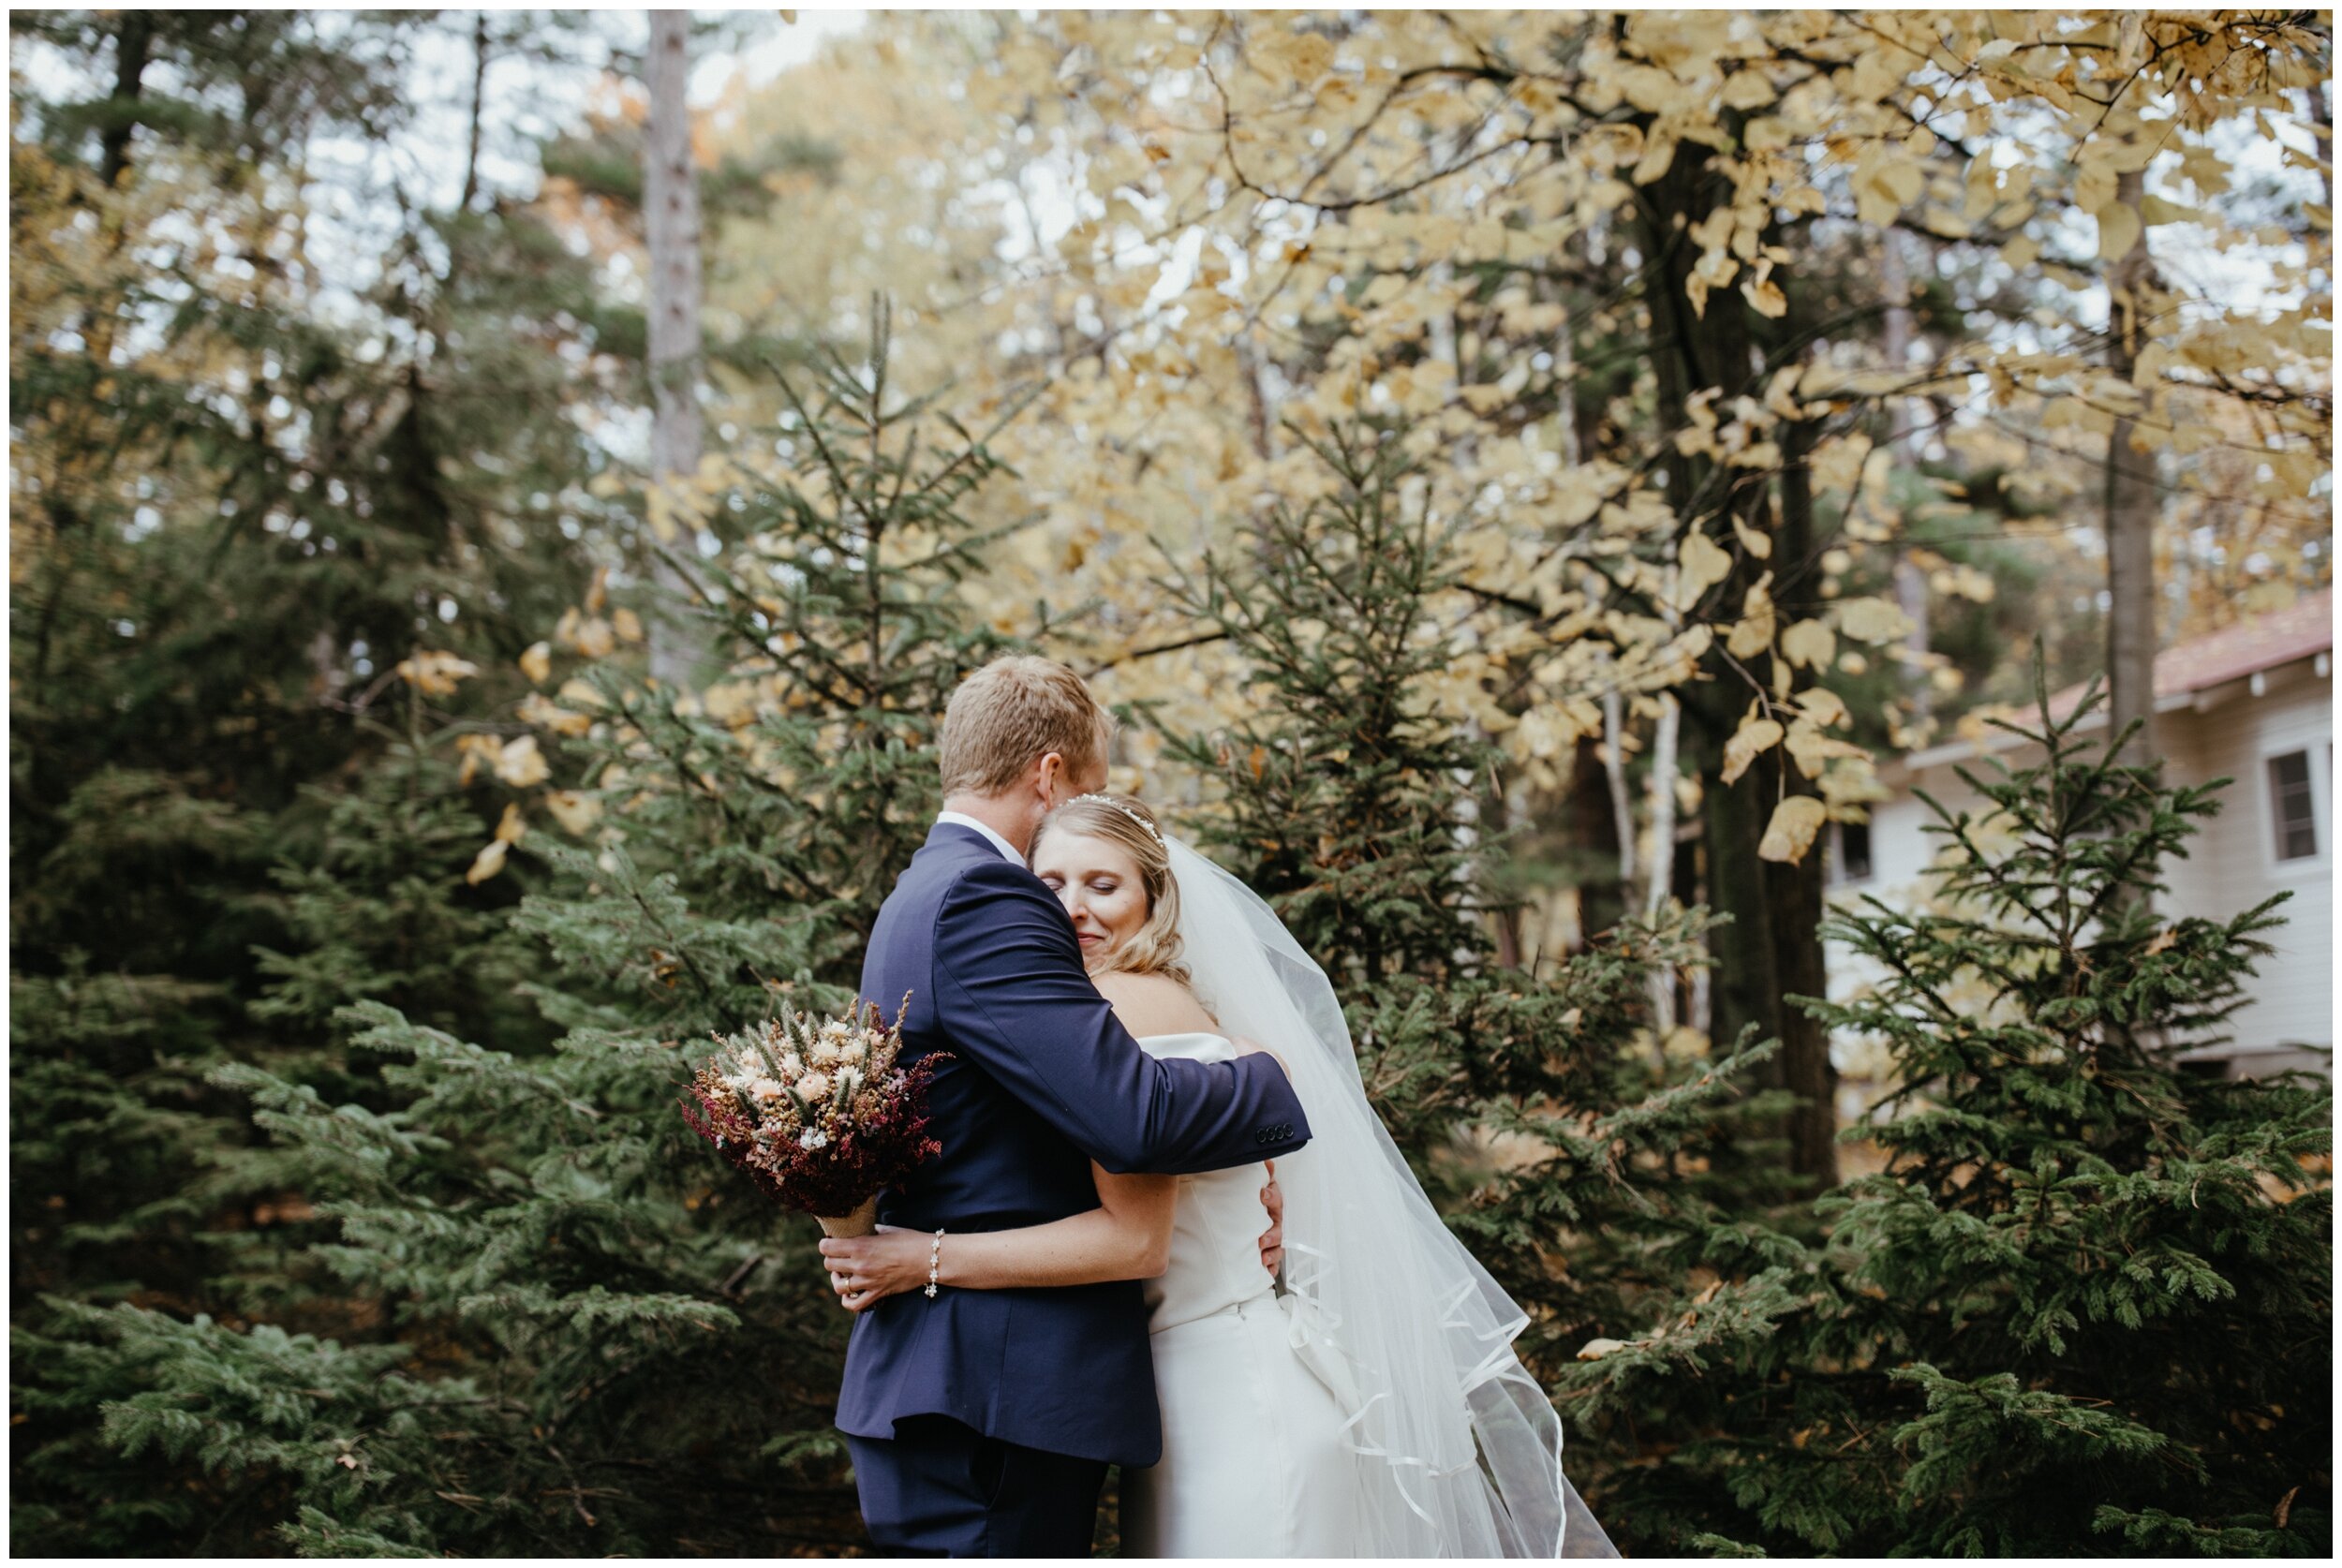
[835, 821, 1312, 1466]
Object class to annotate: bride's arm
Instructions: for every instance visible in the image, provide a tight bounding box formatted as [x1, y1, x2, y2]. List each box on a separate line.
[820, 1164, 1174, 1310]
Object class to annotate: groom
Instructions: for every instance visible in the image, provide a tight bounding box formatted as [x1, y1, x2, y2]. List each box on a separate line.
[823, 655, 1312, 1556]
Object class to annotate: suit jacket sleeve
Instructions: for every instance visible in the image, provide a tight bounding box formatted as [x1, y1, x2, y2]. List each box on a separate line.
[929, 856, 1312, 1176]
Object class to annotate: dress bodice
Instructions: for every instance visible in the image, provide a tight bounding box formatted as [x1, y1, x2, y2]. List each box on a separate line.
[1134, 1032, 1279, 1331]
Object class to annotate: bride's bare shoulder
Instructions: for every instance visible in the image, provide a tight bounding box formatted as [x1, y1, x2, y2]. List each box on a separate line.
[1091, 969, 1218, 1036]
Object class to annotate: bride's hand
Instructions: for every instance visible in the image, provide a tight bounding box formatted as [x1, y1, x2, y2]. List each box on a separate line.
[1229, 1032, 1291, 1077]
[817, 1224, 927, 1312]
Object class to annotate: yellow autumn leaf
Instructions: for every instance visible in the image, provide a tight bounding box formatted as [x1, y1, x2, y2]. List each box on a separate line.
[494, 803, 526, 844]
[1632, 131, 1677, 185]
[1577, 1337, 1628, 1361]
[1781, 617, 1836, 670]
[519, 641, 553, 685]
[1733, 515, 1773, 559]
[1255, 26, 1334, 87]
[556, 677, 607, 711]
[2096, 201, 2141, 262]
[1832, 596, 1915, 645]
[1784, 718, 1868, 778]
[465, 837, 510, 886]
[1721, 716, 1783, 786]
[1742, 276, 1787, 318]
[543, 790, 603, 836]
[394, 649, 479, 697]
[2076, 156, 2117, 214]
[519, 693, 592, 738]
[453, 733, 502, 789]
[1758, 794, 1828, 864]
[495, 735, 550, 789]
[1675, 530, 1732, 610]
[613, 607, 645, 644]
[565, 616, 615, 660]
[1798, 686, 1850, 728]
[644, 486, 679, 545]
[1727, 573, 1775, 659]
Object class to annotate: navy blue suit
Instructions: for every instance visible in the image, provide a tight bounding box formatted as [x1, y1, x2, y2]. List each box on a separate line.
[838, 821, 1312, 1555]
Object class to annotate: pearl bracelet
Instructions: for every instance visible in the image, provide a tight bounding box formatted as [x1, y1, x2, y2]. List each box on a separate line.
[926, 1228, 944, 1297]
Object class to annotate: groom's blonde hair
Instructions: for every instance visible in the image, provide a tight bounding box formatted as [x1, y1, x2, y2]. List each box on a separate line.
[939, 655, 1116, 797]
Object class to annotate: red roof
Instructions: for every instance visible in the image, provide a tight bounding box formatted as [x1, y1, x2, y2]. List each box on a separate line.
[1902, 586, 2333, 773]
[2138, 584, 2330, 696]
[2048, 585, 2333, 720]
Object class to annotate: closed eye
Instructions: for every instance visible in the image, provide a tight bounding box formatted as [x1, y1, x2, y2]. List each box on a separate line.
[1039, 875, 1065, 892]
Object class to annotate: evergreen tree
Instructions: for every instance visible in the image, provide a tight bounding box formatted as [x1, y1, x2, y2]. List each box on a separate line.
[22, 326, 1048, 1555]
[10, 11, 618, 1551]
[1574, 667, 2333, 1555]
[1156, 417, 1791, 1554]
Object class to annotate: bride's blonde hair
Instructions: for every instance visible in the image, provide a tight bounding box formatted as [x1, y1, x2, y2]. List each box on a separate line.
[1030, 793, 1189, 984]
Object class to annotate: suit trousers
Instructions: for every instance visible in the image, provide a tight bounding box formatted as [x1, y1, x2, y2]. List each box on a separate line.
[847, 1414, 1110, 1558]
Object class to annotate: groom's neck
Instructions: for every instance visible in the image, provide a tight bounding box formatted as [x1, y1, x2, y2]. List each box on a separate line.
[941, 791, 1033, 857]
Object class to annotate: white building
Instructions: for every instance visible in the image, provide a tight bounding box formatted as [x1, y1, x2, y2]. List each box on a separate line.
[1825, 589, 2334, 1083]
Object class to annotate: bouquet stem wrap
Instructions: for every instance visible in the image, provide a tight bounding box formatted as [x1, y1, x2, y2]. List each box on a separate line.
[815, 1197, 881, 1239]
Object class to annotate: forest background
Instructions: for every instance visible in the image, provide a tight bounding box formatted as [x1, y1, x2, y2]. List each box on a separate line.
[9, 7, 2332, 1558]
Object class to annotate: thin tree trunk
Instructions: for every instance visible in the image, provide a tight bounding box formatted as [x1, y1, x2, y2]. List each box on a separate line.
[2104, 166, 2163, 773]
[644, 8, 705, 688]
[1642, 690, 1680, 1049]
[461, 12, 490, 213]
[1602, 685, 1637, 895]
[1643, 693, 1678, 925]
[1879, 230, 1933, 729]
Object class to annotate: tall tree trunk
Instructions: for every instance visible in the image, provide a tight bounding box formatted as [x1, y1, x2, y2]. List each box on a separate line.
[644, 8, 706, 688]
[2103, 166, 2163, 774]
[1634, 118, 1835, 1191]
[99, 11, 154, 188]
[1765, 411, 1837, 1187]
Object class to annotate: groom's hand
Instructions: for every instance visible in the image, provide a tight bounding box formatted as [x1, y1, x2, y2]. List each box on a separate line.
[1256, 1159, 1283, 1276]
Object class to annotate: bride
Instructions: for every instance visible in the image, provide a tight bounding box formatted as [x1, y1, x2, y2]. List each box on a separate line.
[822, 793, 1617, 1558]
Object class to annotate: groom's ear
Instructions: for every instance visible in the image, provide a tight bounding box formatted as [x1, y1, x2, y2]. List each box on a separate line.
[1032, 750, 1067, 801]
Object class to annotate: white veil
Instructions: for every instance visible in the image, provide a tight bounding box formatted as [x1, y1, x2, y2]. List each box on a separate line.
[1166, 836, 1620, 1559]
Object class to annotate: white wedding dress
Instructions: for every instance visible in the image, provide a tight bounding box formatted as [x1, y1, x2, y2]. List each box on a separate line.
[1119, 841, 1619, 1559]
[1119, 1030, 1364, 1558]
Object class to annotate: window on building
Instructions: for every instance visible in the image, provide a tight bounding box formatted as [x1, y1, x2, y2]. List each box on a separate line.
[1827, 818, 1874, 886]
[2267, 749, 2318, 861]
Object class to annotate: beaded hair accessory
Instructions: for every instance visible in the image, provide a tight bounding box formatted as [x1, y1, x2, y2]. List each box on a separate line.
[1074, 792, 1166, 850]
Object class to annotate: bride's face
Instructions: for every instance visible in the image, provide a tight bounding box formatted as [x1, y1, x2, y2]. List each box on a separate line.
[1031, 830, 1149, 969]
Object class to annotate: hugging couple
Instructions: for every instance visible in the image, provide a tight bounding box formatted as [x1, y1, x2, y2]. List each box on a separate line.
[817, 655, 1616, 1558]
